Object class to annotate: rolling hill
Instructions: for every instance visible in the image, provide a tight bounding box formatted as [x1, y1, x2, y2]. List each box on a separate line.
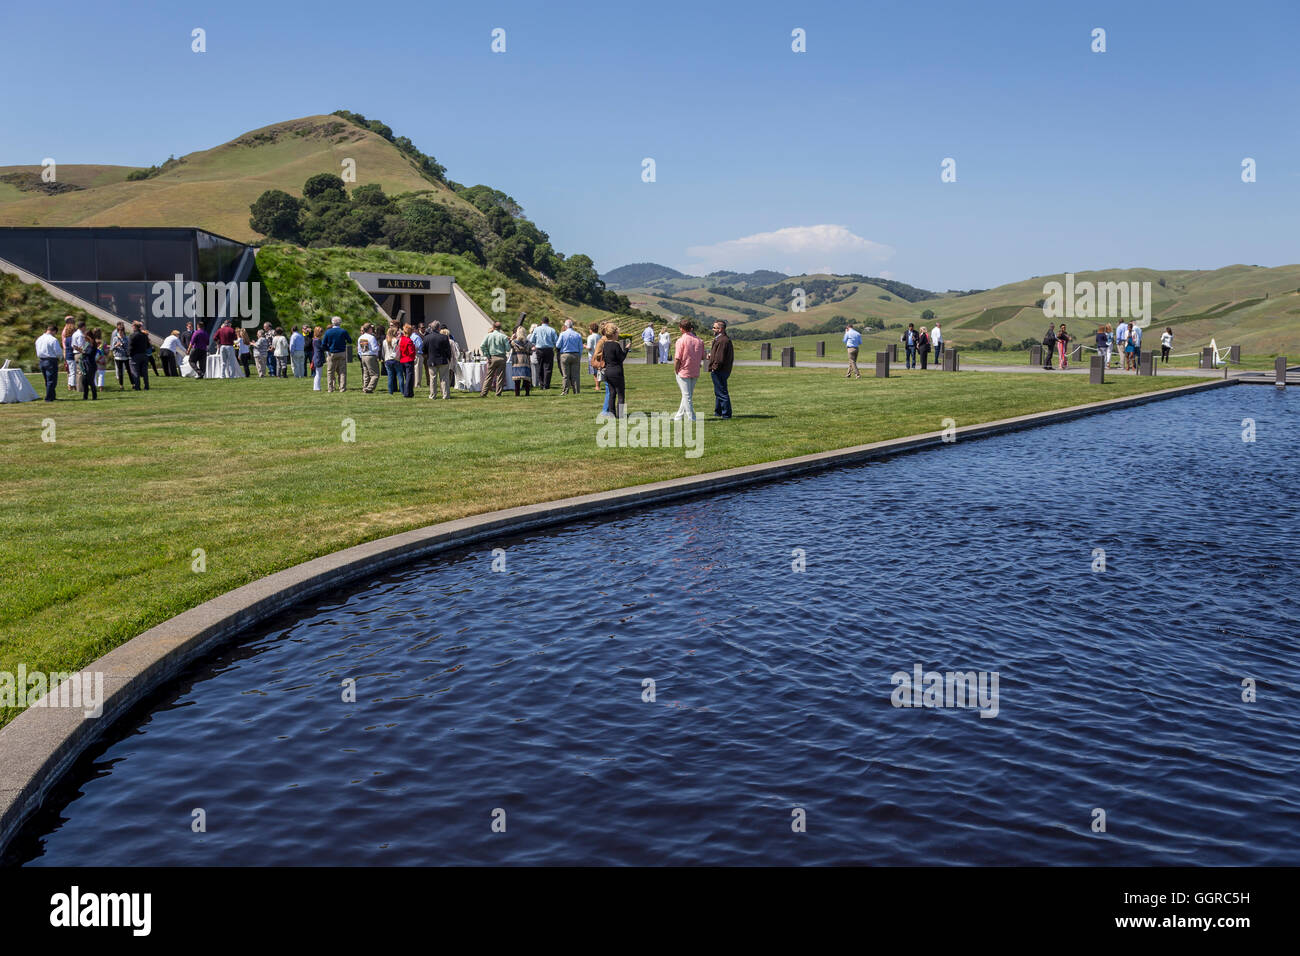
[613, 264, 1300, 355]
[0, 115, 486, 243]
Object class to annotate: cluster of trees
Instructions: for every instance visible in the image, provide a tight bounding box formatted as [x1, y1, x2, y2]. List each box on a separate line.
[249, 174, 480, 258]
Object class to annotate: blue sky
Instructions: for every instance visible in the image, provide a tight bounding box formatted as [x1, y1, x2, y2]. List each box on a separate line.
[3, 0, 1297, 289]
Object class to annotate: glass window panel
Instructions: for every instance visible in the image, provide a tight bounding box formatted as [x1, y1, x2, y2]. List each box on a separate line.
[143, 239, 193, 280]
[49, 236, 97, 280]
[95, 237, 145, 280]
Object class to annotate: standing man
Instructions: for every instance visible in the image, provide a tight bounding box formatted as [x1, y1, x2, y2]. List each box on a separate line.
[70, 321, 87, 391]
[35, 323, 62, 401]
[425, 320, 453, 399]
[708, 319, 734, 419]
[322, 316, 352, 392]
[842, 322, 862, 378]
[212, 319, 238, 376]
[902, 323, 918, 369]
[642, 323, 656, 359]
[128, 321, 152, 390]
[1114, 319, 1130, 370]
[1128, 322, 1143, 370]
[188, 322, 210, 378]
[528, 317, 558, 388]
[181, 321, 194, 350]
[480, 320, 511, 397]
[556, 319, 584, 395]
[411, 324, 426, 391]
[1041, 321, 1057, 370]
[930, 321, 943, 362]
[289, 325, 306, 378]
[358, 323, 380, 393]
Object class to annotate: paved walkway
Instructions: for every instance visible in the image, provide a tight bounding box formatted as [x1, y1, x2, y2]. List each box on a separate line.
[734, 359, 1231, 378]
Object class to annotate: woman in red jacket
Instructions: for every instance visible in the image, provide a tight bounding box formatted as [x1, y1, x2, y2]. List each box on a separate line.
[398, 324, 417, 398]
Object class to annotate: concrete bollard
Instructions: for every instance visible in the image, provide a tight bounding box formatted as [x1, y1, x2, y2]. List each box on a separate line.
[888, 343, 899, 362]
[1030, 344, 1042, 366]
[1072, 343, 1084, 362]
[875, 351, 890, 377]
[760, 342, 772, 361]
[645, 345, 657, 364]
[1139, 350, 1155, 376]
[943, 347, 959, 372]
[1090, 355, 1105, 384]
[781, 347, 795, 368]
[1277, 356, 1288, 388]
[1200, 347, 1214, 369]
[816, 340, 825, 357]
[1230, 345, 1241, 364]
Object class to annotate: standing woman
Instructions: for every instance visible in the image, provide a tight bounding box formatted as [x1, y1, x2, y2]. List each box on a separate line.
[600, 322, 630, 417]
[110, 321, 131, 389]
[80, 330, 100, 400]
[311, 326, 326, 391]
[1057, 324, 1071, 369]
[62, 318, 77, 391]
[658, 327, 671, 364]
[253, 328, 270, 377]
[917, 325, 931, 370]
[383, 326, 400, 394]
[238, 329, 253, 377]
[398, 323, 416, 398]
[586, 321, 603, 391]
[510, 326, 533, 396]
[1160, 327, 1173, 363]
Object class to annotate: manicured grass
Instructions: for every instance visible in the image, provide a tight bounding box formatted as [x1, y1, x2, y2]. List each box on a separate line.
[0, 363, 1191, 726]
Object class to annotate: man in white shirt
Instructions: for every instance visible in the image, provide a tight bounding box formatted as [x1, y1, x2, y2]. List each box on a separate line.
[35, 324, 63, 401]
[273, 329, 290, 376]
[69, 321, 86, 389]
[1114, 320, 1129, 369]
[357, 323, 380, 393]
[642, 325, 656, 360]
[930, 323, 943, 361]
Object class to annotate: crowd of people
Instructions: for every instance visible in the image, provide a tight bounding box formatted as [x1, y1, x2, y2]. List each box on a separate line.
[32, 310, 740, 419]
[1040, 321, 1174, 370]
[840, 321, 945, 376]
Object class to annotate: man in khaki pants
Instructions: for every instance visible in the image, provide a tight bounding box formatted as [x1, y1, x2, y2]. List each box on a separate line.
[357, 323, 380, 393]
[842, 323, 862, 378]
[479, 321, 511, 396]
[322, 316, 352, 392]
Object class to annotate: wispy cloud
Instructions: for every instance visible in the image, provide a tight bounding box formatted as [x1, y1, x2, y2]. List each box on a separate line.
[683, 225, 894, 276]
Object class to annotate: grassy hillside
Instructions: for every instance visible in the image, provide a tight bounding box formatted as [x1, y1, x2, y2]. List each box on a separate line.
[0, 273, 114, 367]
[619, 264, 1300, 355]
[253, 244, 664, 338]
[0, 115, 484, 243]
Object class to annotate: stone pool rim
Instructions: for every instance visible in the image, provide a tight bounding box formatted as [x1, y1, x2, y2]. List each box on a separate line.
[0, 376, 1238, 858]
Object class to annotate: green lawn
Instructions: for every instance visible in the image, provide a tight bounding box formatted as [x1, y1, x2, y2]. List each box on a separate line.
[0, 363, 1191, 726]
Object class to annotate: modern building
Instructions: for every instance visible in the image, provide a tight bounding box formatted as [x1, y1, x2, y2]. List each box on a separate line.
[0, 226, 254, 336]
[348, 271, 495, 350]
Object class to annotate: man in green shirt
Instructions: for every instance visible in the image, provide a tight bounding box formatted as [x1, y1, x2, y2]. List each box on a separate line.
[480, 321, 511, 396]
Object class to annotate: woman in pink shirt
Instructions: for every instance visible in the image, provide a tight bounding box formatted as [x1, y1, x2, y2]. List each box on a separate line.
[672, 318, 704, 421]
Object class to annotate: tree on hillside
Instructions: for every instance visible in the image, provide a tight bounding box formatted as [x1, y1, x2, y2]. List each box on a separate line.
[249, 189, 303, 241]
[921, 308, 935, 320]
[384, 199, 481, 260]
[302, 173, 348, 202]
[553, 254, 605, 306]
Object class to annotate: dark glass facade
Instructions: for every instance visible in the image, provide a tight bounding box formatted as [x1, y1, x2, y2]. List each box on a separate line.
[0, 227, 250, 334]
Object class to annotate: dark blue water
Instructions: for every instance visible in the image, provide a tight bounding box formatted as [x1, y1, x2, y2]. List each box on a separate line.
[12, 386, 1299, 866]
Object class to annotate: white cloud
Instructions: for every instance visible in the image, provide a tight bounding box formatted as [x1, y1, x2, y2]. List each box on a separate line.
[683, 225, 894, 276]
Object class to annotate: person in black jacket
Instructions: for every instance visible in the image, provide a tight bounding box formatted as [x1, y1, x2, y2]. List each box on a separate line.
[128, 321, 152, 390]
[600, 323, 630, 417]
[708, 320, 734, 418]
[424, 321, 454, 399]
[1041, 323, 1057, 370]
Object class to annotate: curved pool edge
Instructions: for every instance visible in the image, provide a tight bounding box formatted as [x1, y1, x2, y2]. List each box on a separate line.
[0, 376, 1237, 858]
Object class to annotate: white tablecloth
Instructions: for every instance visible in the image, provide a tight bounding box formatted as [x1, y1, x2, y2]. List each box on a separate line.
[205, 347, 244, 379]
[0, 365, 38, 403]
[455, 360, 486, 391]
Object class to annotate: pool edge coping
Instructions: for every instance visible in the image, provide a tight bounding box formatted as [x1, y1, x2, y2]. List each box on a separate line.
[0, 375, 1237, 858]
